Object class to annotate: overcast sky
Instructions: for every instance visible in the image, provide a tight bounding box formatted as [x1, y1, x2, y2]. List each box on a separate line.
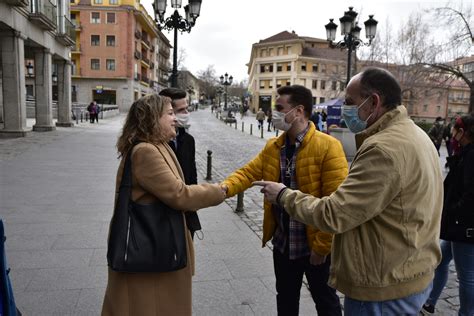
[142, 0, 453, 82]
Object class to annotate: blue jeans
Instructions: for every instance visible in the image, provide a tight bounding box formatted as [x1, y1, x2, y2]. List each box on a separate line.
[344, 283, 432, 315]
[427, 240, 474, 316]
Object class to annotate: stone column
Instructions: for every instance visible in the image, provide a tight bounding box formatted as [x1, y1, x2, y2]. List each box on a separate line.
[0, 30, 28, 137]
[56, 60, 73, 127]
[33, 48, 56, 131]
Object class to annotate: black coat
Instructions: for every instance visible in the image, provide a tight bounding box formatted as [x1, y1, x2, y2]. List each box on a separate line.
[169, 128, 201, 234]
[440, 142, 474, 243]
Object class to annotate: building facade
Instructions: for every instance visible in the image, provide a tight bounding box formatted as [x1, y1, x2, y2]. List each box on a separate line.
[70, 0, 171, 112]
[177, 70, 201, 104]
[247, 31, 347, 113]
[0, 0, 75, 137]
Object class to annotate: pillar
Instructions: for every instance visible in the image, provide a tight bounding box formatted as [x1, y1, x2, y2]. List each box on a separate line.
[33, 48, 55, 131]
[0, 30, 28, 137]
[56, 60, 73, 127]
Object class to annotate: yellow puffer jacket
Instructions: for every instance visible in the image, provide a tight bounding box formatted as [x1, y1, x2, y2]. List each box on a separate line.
[223, 122, 348, 255]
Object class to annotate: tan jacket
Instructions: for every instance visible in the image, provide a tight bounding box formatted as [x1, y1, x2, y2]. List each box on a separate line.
[280, 106, 443, 301]
[102, 142, 224, 316]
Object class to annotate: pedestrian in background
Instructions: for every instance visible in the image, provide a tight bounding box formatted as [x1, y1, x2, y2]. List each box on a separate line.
[87, 101, 98, 123]
[310, 111, 321, 131]
[159, 88, 202, 239]
[255, 67, 444, 315]
[222, 85, 348, 316]
[267, 109, 273, 132]
[422, 114, 474, 316]
[256, 108, 266, 130]
[102, 94, 225, 316]
[428, 116, 445, 155]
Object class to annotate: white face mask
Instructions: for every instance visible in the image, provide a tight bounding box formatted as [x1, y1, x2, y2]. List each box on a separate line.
[175, 113, 190, 128]
[272, 107, 296, 131]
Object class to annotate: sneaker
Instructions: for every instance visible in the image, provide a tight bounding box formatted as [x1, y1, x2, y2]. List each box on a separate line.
[421, 303, 435, 315]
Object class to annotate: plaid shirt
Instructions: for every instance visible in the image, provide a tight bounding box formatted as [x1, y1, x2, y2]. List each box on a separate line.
[272, 124, 311, 259]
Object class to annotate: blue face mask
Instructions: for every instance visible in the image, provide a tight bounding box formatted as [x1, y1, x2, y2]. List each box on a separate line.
[342, 96, 372, 133]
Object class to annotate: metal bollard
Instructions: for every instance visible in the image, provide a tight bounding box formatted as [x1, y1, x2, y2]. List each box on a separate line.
[80, 110, 83, 122]
[250, 124, 253, 135]
[276, 129, 279, 137]
[236, 192, 244, 212]
[205, 150, 213, 180]
[241, 122, 244, 132]
[260, 126, 264, 138]
[235, 121, 237, 129]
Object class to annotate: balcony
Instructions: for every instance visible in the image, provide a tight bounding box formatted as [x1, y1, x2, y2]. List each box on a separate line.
[29, 0, 57, 31]
[4, 0, 29, 7]
[71, 43, 81, 53]
[71, 19, 82, 31]
[56, 15, 76, 46]
[141, 36, 150, 48]
[141, 56, 150, 67]
[150, 45, 155, 52]
[134, 51, 141, 59]
[71, 68, 82, 77]
[159, 47, 170, 58]
[134, 73, 141, 81]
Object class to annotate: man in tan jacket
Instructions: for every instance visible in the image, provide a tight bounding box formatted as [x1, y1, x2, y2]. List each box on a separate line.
[255, 67, 444, 315]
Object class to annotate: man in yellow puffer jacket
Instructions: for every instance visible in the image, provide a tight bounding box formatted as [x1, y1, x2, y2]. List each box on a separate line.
[222, 85, 348, 316]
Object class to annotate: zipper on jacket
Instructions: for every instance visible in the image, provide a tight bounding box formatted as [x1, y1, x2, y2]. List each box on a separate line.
[124, 216, 131, 262]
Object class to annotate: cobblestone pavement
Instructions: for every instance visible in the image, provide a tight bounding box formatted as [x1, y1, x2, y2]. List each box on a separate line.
[190, 106, 460, 315]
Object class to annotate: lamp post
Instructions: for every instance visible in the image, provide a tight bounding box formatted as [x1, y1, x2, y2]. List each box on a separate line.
[153, 0, 202, 88]
[325, 7, 378, 86]
[26, 62, 34, 77]
[219, 73, 232, 111]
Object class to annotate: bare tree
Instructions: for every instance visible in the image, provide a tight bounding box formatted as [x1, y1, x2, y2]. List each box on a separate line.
[197, 65, 219, 99]
[177, 47, 187, 71]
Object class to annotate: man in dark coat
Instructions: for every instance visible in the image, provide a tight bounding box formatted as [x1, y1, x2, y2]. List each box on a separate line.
[159, 88, 201, 238]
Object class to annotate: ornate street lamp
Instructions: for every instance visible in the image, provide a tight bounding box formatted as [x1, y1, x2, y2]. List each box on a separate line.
[325, 7, 378, 86]
[153, 0, 202, 88]
[219, 73, 232, 111]
[26, 62, 34, 77]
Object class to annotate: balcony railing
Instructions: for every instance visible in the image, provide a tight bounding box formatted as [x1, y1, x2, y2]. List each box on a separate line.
[141, 36, 150, 47]
[72, 43, 81, 52]
[134, 51, 141, 59]
[141, 56, 150, 65]
[56, 15, 76, 46]
[71, 19, 82, 30]
[141, 76, 150, 84]
[71, 68, 81, 76]
[135, 30, 141, 39]
[29, 0, 57, 30]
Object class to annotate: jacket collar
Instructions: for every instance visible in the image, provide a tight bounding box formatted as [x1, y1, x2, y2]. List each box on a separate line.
[355, 105, 408, 149]
[274, 121, 316, 149]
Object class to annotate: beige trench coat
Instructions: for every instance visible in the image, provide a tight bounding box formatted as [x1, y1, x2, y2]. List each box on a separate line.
[102, 142, 224, 316]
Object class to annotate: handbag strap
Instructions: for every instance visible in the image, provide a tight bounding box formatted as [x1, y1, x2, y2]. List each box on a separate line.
[118, 142, 142, 199]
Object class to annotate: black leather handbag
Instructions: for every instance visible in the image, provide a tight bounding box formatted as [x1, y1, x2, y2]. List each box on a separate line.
[106, 144, 187, 273]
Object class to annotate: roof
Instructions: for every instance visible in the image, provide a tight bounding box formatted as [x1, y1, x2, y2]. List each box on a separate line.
[259, 31, 300, 44]
[301, 47, 346, 61]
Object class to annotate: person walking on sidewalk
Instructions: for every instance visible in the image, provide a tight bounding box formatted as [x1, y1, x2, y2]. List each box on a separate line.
[428, 116, 445, 155]
[254, 68, 444, 315]
[256, 108, 266, 130]
[222, 85, 348, 316]
[267, 109, 273, 132]
[87, 101, 99, 123]
[102, 94, 226, 316]
[421, 114, 474, 316]
[159, 88, 202, 239]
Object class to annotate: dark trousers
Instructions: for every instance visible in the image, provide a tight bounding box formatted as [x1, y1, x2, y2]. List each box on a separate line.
[273, 249, 341, 316]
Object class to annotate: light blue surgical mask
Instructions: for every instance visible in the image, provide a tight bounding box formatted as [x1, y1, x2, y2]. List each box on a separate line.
[342, 96, 372, 133]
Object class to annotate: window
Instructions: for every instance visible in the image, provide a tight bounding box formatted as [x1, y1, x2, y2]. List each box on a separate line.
[109, 0, 118, 4]
[300, 79, 306, 86]
[277, 64, 282, 72]
[91, 12, 100, 23]
[276, 79, 283, 88]
[332, 81, 337, 90]
[301, 62, 306, 71]
[320, 97, 325, 103]
[106, 59, 115, 71]
[312, 80, 317, 89]
[106, 35, 115, 46]
[93, 0, 102, 3]
[268, 81, 273, 89]
[287, 62, 291, 71]
[436, 105, 441, 113]
[320, 80, 326, 90]
[340, 81, 345, 91]
[260, 65, 265, 73]
[321, 64, 326, 73]
[91, 58, 100, 70]
[260, 49, 266, 57]
[259, 80, 265, 89]
[312, 97, 316, 104]
[423, 104, 428, 112]
[277, 47, 283, 56]
[268, 48, 274, 56]
[91, 35, 100, 46]
[286, 46, 292, 54]
[312, 64, 318, 72]
[106, 12, 115, 23]
[286, 79, 291, 86]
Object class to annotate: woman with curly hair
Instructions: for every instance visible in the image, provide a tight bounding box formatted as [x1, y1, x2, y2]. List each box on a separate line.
[101, 94, 226, 315]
